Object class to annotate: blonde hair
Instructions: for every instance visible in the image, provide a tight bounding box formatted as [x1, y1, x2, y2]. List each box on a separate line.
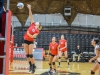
[52, 37, 56, 41]
[38, 25, 42, 30]
[61, 34, 64, 38]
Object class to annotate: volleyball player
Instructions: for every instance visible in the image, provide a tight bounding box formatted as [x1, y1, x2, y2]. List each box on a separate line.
[48, 37, 59, 74]
[58, 35, 70, 68]
[23, 4, 42, 73]
[89, 38, 100, 75]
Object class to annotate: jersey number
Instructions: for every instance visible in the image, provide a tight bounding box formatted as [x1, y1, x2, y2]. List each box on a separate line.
[32, 29, 35, 32]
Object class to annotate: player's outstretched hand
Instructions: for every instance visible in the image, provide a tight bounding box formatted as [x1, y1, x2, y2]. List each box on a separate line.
[27, 4, 31, 9]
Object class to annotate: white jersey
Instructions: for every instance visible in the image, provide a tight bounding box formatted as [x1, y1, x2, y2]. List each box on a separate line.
[94, 44, 100, 62]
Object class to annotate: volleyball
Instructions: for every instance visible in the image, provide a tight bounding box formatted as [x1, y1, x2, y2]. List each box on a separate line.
[17, 2, 24, 9]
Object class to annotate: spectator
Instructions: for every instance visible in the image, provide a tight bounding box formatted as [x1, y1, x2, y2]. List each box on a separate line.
[73, 45, 82, 62]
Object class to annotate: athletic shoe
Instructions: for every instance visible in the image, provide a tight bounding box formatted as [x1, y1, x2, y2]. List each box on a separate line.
[58, 65, 60, 68]
[52, 70, 56, 74]
[48, 68, 52, 72]
[29, 66, 32, 72]
[67, 64, 70, 68]
[31, 66, 36, 74]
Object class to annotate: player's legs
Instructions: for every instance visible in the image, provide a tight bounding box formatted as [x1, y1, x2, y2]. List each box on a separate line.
[98, 63, 100, 75]
[48, 55, 53, 72]
[64, 51, 70, 68]
[52, 55, 57, 73]
[91, 62, 99, 75]
[24, 43, 32, 72]
[24, 43, 30, 61]
[58, 51, 63, 67]
[29, 44, 34, 64]
[29, 44, 36, 73]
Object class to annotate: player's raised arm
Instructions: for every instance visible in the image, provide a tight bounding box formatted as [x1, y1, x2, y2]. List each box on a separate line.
[27, 4, 34, 24]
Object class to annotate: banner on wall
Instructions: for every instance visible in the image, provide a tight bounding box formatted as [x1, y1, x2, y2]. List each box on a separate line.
[10, 47, 44, 60]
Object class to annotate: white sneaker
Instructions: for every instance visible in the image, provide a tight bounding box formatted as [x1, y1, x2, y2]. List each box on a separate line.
[52, 70, 56, 74]
[48, 68, 52, 72]
[68, 64, 70, 68]
[58, 65, 60, 68]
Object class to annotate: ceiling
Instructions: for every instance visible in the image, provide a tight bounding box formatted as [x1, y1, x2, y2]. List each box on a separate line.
[4, 0, 100, 25]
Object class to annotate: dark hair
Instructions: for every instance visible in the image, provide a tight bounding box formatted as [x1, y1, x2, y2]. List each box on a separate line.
[93, 38, 99, 44]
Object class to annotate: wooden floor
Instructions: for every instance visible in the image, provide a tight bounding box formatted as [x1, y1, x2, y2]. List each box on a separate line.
[9, 60, 98, 75]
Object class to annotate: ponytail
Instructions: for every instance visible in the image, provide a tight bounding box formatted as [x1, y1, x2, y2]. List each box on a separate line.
[93, 38, 99, 44]
[38, 25, 42, 30]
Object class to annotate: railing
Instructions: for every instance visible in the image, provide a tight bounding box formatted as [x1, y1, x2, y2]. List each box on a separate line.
[0, 56, 5, 58]
[12, 21, 68, 27]
[0, 38, 5, 41]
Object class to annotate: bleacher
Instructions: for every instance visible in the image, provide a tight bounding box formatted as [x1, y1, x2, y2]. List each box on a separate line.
[14, 29, 98, 61]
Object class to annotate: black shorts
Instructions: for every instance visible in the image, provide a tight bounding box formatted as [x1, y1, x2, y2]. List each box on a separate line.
[50, 53, 56, 57]
[24, 40, 33, 45]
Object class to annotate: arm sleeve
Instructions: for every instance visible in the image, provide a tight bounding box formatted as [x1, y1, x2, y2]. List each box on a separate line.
[30, 23, 35, 26]
[36, 30, 40, 34]
[27, 23, 35, 31]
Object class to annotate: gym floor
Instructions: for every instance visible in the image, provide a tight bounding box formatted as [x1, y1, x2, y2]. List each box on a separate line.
[9, 60, 98, 75]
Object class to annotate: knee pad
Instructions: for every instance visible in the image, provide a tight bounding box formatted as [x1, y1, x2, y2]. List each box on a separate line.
[29, 54, 33, 58]
[91, 70, 95, 74]
[26, 54, 29, 58]
[49, 63, 51, 66]
[52, 62, 55, 65]
[59, 57, 61, 59]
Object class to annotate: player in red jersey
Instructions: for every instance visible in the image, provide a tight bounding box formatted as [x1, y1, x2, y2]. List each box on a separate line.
[58, 35, 70, 68]
[48, 37, 59, 74]
[23, 4, 42, 73]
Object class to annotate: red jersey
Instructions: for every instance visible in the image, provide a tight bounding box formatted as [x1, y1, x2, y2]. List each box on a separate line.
[24, 23, 40, 41]
[49, 42, 58, 55]
[59, 39, 67, 52]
